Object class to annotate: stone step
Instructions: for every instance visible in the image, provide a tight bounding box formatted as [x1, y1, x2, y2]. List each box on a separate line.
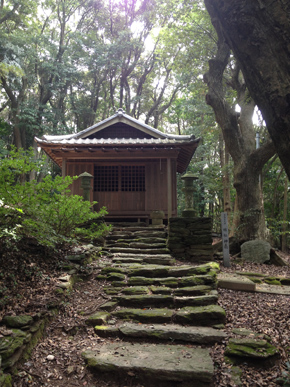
[103, 285, 217, 297]
[82, 342, 214, 386]
[94, 323, 227, 344]
[113, 294, 218, 308]
[126, 262, 218, 278]
[109, 242, 167, 249]
[109, 247, 170, 254]
[112, 255, 174, 265]
[127, 276, 216, 288]
[101, 262, 218, 278]
[111, 226, 165, 232]
[112, 305, 226, 326]
[106, 236, 167, 243]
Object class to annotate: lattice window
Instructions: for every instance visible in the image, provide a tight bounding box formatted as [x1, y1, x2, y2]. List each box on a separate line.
[121, 166, 145, 192]
[94, 166, 119, 192]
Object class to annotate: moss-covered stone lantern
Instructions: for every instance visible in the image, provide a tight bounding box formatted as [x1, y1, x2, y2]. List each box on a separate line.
[181, 173, 198, 217]
[79, 172, 93, 201]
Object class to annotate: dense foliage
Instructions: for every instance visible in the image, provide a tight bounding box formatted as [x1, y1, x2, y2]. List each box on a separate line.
[0, 148, 109, 252]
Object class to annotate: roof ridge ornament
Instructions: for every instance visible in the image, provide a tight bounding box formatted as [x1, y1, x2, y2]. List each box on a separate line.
[116, 108, 124, 116]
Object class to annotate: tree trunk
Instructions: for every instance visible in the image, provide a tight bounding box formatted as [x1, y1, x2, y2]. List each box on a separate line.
[204, 34, 276, 242]
[204, 0, 290, 180]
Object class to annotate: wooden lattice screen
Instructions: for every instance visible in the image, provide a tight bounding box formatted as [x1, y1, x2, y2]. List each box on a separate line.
[121, 166, 145, 192]
[94, 165, 145, 192]
[94, 166, 119, 191]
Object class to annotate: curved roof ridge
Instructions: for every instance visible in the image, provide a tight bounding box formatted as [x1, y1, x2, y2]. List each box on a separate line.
[39, 108, 194, 142]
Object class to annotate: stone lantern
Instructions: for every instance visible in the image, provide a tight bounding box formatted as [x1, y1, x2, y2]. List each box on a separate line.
[79, 172, 93, 201]
[181, 173, 198, 217]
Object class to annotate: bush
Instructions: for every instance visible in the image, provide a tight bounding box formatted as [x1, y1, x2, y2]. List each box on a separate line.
[0, 147, 109, 251]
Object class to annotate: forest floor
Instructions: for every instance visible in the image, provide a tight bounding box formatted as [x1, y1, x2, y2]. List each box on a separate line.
[0, 242, 290, 387]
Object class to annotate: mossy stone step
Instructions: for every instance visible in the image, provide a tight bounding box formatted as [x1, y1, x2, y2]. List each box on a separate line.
[82, 342, 214, 385]
[112, 305, 226, 326]
[107, 237, 166, 244]
[114, 294, 174, 308]
[112, 256, 174, 265]
[109, 247, 170, 255]
[127, 276, 216, 289]
[121, 286, 150, 295]
[113, 294, 218, 308]
[128, 242, 166, 249]
[128, 276, 179, 287]
[225, 338, 279, 360]
[174, 294, 218, 307]
[112, 308, 174, 323]
[175, 305, 226, 326]
[127, 262, 219, 278]
[174, 285, 215, 296]
[94, 323, 227, 344]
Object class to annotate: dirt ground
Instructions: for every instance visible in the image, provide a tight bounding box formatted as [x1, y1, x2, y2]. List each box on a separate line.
[1, 243, 290, 387]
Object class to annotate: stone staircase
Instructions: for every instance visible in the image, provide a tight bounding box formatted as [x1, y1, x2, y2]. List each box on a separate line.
[82, 225, 226, 386]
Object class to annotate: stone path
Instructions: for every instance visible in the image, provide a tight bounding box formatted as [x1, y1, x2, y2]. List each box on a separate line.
[82, 225, 227, 386]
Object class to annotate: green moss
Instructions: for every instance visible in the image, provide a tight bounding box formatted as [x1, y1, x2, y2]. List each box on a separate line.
[112, 308, 173, 323]
[249, 277, 263, 284]
[23, 321, 45, 361]
[264, 279, 281, 285]
[265, 276, 279, 281]
[94, 325, 109, 330]
[0, 372, 12, 387]
[85, 312, 110, 326]
[225, 338, 278, 359]
[103, 287, 123, 295]
[95, 275, 107, 280]
[122, 286, 149, 295]
[101, 267, 125, 274]
[2, 315, 33, 328]
[236, 271, 267, 277]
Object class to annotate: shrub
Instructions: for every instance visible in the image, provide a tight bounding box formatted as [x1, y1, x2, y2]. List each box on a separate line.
[0, 147, 109, 251]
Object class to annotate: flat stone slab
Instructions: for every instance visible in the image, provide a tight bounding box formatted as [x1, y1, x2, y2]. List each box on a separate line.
[114, 294, 174, 308]
[113, 256, 174, 265]
[128, 276, 179, 287]
[218, 273, 256, 292]
[174, 285, 214, 296]
[126, 263, 219, 279]
[109, 247, 170, 255]
[256, 284, 290, 295]
[174, 294, 218, 307]
[175, 305, 226, 326]
[112, 308, 174, 323]
[82, 342, 214, 384]
[121, 286, 150, 295]
[114, 323, 227, 344]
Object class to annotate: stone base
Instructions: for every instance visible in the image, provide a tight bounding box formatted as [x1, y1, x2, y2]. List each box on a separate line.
[168, 217, 213, 263]
[182, 209, 196, 217]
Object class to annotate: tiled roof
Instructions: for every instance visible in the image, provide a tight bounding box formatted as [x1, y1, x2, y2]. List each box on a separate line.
[35, 137, 197, 146]
[39, 109, 193, 142]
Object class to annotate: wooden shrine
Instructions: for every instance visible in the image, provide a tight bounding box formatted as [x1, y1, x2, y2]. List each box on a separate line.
[35, 109, 200, 221]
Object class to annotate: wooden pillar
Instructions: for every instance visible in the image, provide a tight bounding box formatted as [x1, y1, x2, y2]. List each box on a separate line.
[167, 158, 172, 220]
[62, 159, 67, 177]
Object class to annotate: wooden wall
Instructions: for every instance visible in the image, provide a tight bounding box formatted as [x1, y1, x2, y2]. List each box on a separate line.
[66, 159, 177, 218]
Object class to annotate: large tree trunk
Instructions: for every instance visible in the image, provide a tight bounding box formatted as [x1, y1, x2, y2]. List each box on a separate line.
[204, 0, 290, 180]
[204, 35, 276, 242]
